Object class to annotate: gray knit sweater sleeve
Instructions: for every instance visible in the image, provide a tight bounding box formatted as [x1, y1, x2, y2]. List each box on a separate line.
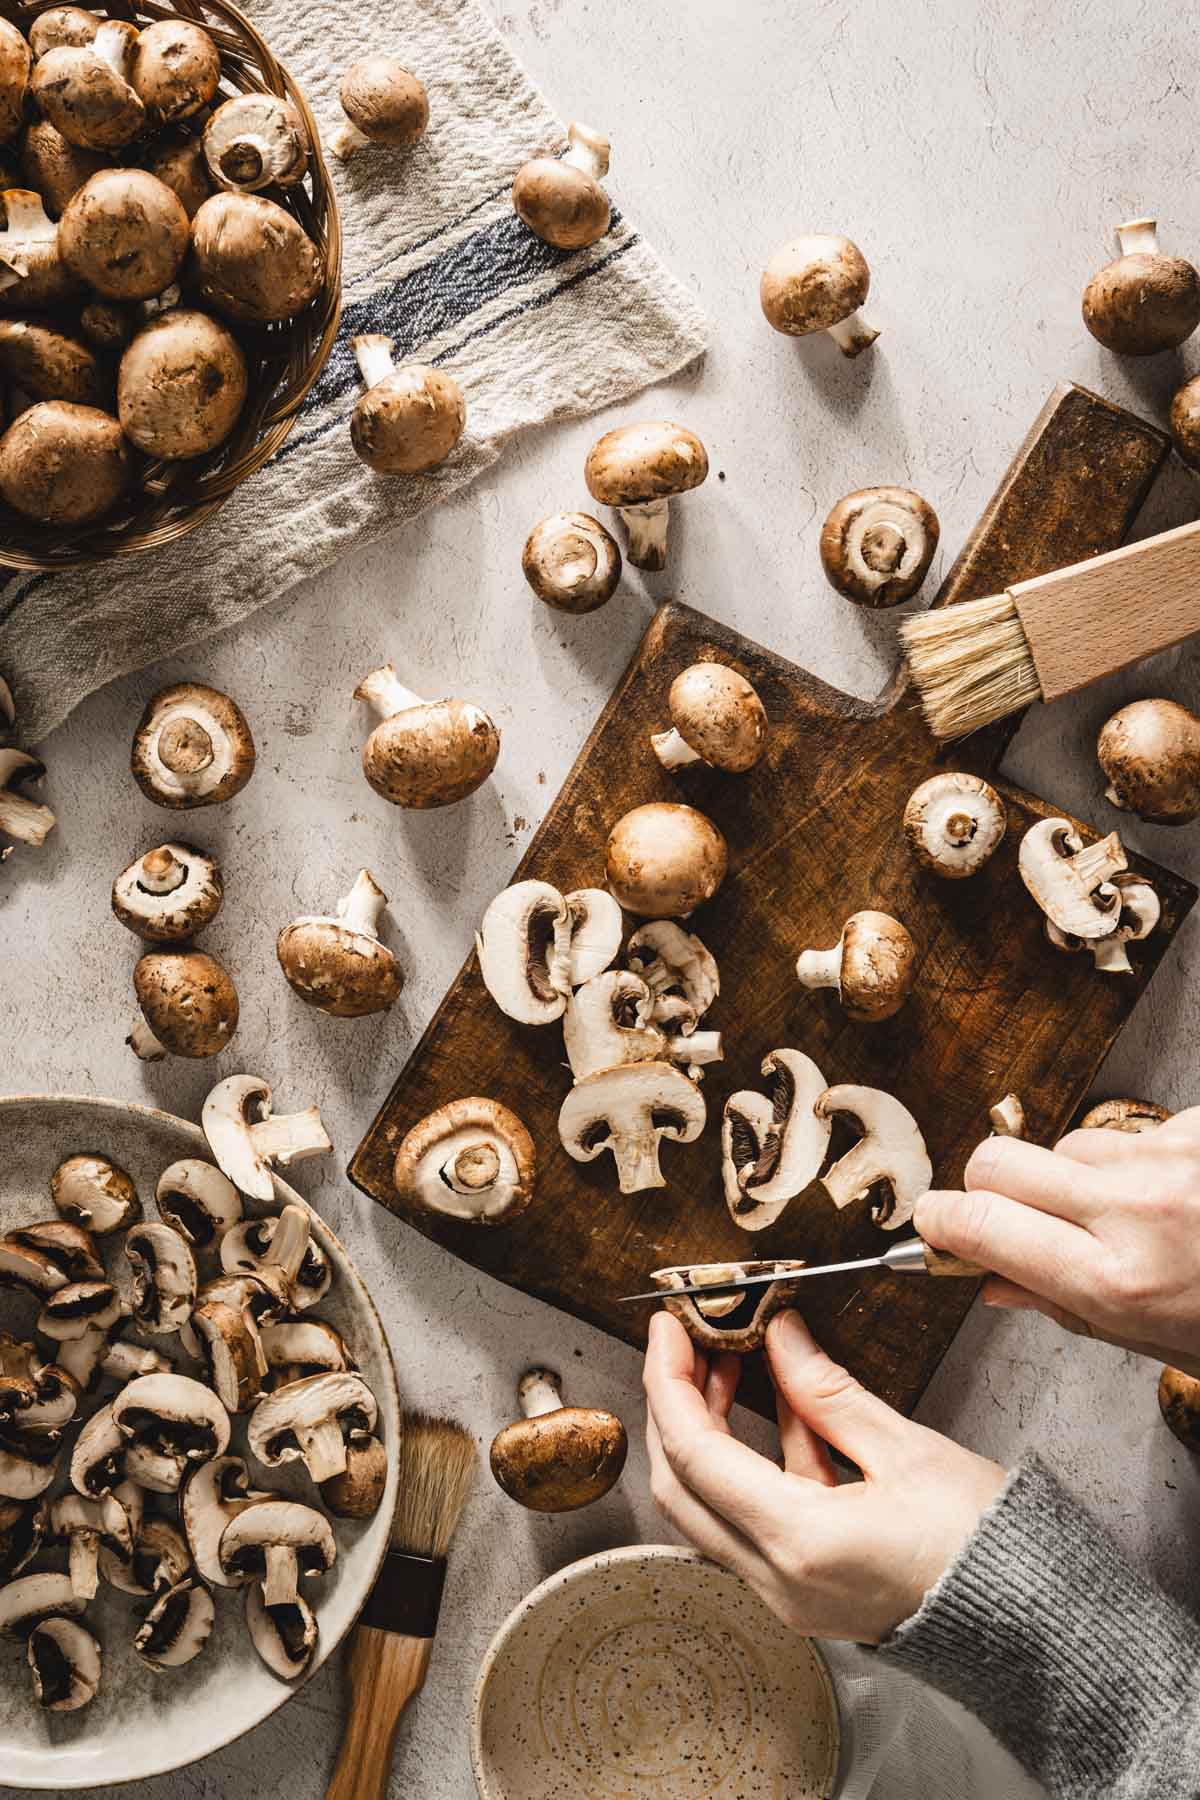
[878, 1455, 1200, 1798]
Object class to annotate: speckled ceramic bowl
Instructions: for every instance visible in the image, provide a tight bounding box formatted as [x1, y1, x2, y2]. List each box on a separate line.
[0, 1094, 401, 1790]
[471, 1544, 841, 1799]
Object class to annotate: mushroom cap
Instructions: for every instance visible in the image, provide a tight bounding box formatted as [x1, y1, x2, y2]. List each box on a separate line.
[112, 842, 224, 941]
[131, 20, 220, 123]
[51, 1154, 140, 1235]
[0, 20, 30, 145]
[118, 310, 247, 459]
[29, 9, 98, 58]
[760, 234, 870, 337]
[339, 56, 429, 146]
[351, 362, 466, 476]
[584, 421, 709, 508]
[903, 772, 1007, 878]
[203, 92, 309, 193]
[147, 131, 213, 219]
[20, 118, 108, 219]
[1170, 374, 1200, 468]
[79, 299, 132, 349]
[522, 511, 621, 612]
[1083, 243, 1200, 354]
[131, 682, 256, 808]
[191, 192, 322, 325]
[244, 1578, 318, 1680]
[1097, 697, 1200, 825]
[32, 33, 144, 151]
[60, 167, 189, 300]
[820, 486, 940, 608]
[1078, 1096, 1170, 1132]
[1158, 1365, 1200, 1451]
[133, 948, 239, 1058]
[666, 663, 767, 772]
[605, 801, 727, 916]
[362, 696, 499, 808]
[0, 401, 128, 525]
[490, 1405, 626, 1512]
[512, 154, 609, 250]
[0, 318, 106, 407]
[393, 1096, 536, 1225]
[836, 911, 917, 1021]
[276, 917, 402, 1018]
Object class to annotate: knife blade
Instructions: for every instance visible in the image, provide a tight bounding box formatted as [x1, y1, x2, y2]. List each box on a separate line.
[619, 1237, 984, 1304]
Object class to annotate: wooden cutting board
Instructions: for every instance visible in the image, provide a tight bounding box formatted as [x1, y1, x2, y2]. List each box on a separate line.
[351, 382, 1195, 1420]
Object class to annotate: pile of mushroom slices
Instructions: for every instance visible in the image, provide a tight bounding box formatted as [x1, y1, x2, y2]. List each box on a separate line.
[0, 7, 325, 530]
[0, 1132, 383, 1717]
[1017, 815, 1160, 975]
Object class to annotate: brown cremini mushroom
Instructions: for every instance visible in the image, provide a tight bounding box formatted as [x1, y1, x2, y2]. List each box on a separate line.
[653, 1260, 808, 1353]
[350, 337, 466, 475]
[1158, 1365, 1200, 1451]
[650, 663, 767, 774]
[131, 682, 256, 809]
[820, 486, 939, 607]
[112, 842, 223, 942]
[584, 421, 708, 570]
[78, 299, 131, 349]
[0, 401, 128, 525]
[330, 57, 429, 161]
[276, 869, 403, 1017]
[32, 20, 144, 151]
[796, 910, 917, 1022]
[522, 511, 621, 613]
[60, 168, 189, 300]
[1078, 1097, 1170, 1133]
[0, 744, 56, 858]
[0, 318, 105, 406]
[28, 8, 97, 59]
[147, 131, 213, 219]
[0, 20, 30, 144]
[191, 191, 322, 325]
[356, 664, 499, 807]
[512, 122, 610, 250]
[760, 234, 879, 356]
[490, 1369, 626, 1512]
[118, 310, 247, 459]
[203, 92, 309, 193]
[131, 949, 239, 1060]
[0, 189, 78, 310]
[1097, 698, 1200, 826]
[393, 1096, 536, 1225]
[131, 20, 220, 124]
[605, 801, 727, 917]
[903, 772, 1007, 878]
[51, 1155, 140, 1235]
[1170, 374, 1200, 469]
[1083, 218, 1200, 355]
[20, 118, 106, 217]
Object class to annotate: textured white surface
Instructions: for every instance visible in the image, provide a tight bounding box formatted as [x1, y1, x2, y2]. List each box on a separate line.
[6, 0, 1200, 1795]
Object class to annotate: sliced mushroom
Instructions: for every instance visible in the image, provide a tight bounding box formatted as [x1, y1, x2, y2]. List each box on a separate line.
[52, 1154, 140, 1234]
[625, 920, 720, 1031]
[522, 512, 621, 613]
[0, 1234, 67, 1297]
[320, 1435, 387, 1519]
[0, 1571, 84, 1636]
[112, 843, 224, 942]
[564, 970, 664, 1080]
[203, 92, 309, 193]
[476, 880, 572, 1024]
[218, 1496, 336, 1605]
[0, 1497, 42, 1577]
[181, 1454, 269, 1588]
[132, 948, 239, 1060]
[260, 1319, 352, 1388]
[28, 1616, 100, 1711]
[118, 310, 247, 458]
[37, 1279, 123, 1342]
[220, 1204, 330, 1312]
[721, 1049, 830, 1231]
[0, 317, 105, 405]
[69, 1403, 123, 1497]
[1097, 698, 1200, 826]
[111, 1371, 231, 1493]
[393, 1097, 537, 1225]
[125, 1222, 197, 1335]
[652, 1260, 808, 1353]
[31, 21, 144, 150]
[202, 1074, 332, 1203]
[134, 1577, 214, 1670]
[100, 1513, 189, 1597]
[99, 1339, 171, 1384]
[563, 888, 624, 986]
[584, 421, 708, 570]
[760, 234, 879, 356]
[0, 400, 128, 525]
[1046, 873, 1160, 974]
[1018, 818, 1127, 939]
[330, 56, 428, 160]
[651, 663, 768, 774]
[192, 191, 322, 324]
[490, 1368, 626, 1512]
[155, 1159, 242, 1250]
[40, 1490, 133, 1599]
[512, 121, 610, 249]
[606, 803, 727, 917]
[276, 868, 403, 1017]
[989, 1094, 1028, 1139]
[8, 1220, 102, 1284]
[1083, 218, 1200, 355]
[814, 1084, 933, 1231]
[0, 745, 56, 858]
[356, 664, 499, 808]
[0, 1334, 41, 1429]
[245, 1577, 318, 1681]
[178, 1270, 287, 1365]
[558, 1060, 706, 1193]
[820, 487, 939, 607]
[131, 20, 219, 123]
[796, 911, 917, 1022]
[904, 773, 1006, 878]
[60, 168, 189, 300]
[1079, 1097, 1170, 1132]
[131, 682, 256, 809]
[0, 1427, 62, 1501]
[56, 1323, 117, 1393]
[350, 337, 466, 475]
[247, 1371, 378, 1486]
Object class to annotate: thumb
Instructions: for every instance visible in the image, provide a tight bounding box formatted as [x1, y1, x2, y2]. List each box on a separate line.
[765, 1311, 911, 1472]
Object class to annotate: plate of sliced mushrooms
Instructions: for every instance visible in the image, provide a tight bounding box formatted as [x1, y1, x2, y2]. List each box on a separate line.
[0, 1091, 399, 1790]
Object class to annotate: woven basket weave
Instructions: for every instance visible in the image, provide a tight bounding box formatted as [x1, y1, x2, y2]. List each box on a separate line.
[0, 0, 342, 569]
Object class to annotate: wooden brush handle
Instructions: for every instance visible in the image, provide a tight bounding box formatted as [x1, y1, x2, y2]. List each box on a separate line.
[1008, 519, 1200, 703]
[326, 1625, 432, 1800]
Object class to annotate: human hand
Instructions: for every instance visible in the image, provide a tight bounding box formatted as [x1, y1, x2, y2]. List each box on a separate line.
[643, 1308, 1004, 1643]
[915, 1106, 1200, 1376]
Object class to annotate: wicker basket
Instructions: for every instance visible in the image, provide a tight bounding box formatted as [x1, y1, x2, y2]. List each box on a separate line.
[0, 0, 342, 569]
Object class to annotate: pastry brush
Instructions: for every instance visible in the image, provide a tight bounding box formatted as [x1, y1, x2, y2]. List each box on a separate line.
[900, 518, 1200, 740]
[326, 1413, 477, 1800]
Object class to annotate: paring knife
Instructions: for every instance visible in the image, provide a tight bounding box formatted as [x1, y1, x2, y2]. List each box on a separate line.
[619, 1238, 984, 1304]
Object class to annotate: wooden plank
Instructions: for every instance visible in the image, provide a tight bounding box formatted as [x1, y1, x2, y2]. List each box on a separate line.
[350, 383, 1187, 1420]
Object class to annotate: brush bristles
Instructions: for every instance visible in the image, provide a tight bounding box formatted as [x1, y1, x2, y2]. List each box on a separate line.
[389, 1412, 478, 1560]
[900, 592, 1042, 739]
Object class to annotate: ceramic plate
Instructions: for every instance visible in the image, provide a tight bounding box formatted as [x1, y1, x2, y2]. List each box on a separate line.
[0, 1094, 400, 1790]
[472, 1545, 841, 1799]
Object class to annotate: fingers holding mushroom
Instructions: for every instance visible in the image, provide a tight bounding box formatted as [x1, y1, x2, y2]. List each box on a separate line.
[903, 773, 1006, 878]
[584, 421, 708, 570]
[1083, 218, 1200, 355]
[522, 511, 621, 613]
[357, 665, 499, 808]
[331, 57, 428, 161]
[350, 338, 466, 475]
[1097, 698, 1200, 825]
[820, 487, 939, 607]
[512, 121, 611, 250]
[277, 869, 403, 1017]
[652, 1260, 807, 1353]
[490, 1369, 626, 1511]
[131, 683, 255, 809]
[650, 663, 767, 774]
[796, 909, 916, 1021]
[760, 233, 879, 356]
[393, 1097, 536, 1225]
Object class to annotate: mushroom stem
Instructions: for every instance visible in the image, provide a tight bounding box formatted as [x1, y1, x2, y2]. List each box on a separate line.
[329, 119, 370, 161]
[216, 132, 274, 191]
[297, 1418, 348, 1484]
[826, 308, 880, 357]
[665, 1028, 722, 1066]
[1118, 217, 1158, 256]
[352, 333, 396, 392]
[446, 1142, 501, 1191]
[562, 122, 609, 180]
[1070, 834, 1126, 900]
[795, 945, 842, 991]
[618, 499, 670, 571]
[334, 868, 387, 938]
[517, 1368, 564, 1420]
[944, 811, 976, 845]
[354, 664, 424, 720]
[157, 716, 214, 780]
[67, 1532, 99, 1600]
[127, 1016, 167, 1062]
[650, 726, 702, 771]
[261, 1542, 298, 1608]
[0, 785, 55, 847]
[138, 846, 187, 895]
[248, 1108, 333, 1168]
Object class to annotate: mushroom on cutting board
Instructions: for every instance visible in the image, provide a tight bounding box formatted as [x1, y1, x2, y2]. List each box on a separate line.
[356, 664, 499, 807]
[606, 802, 727, 917]
[330, 57, 429, 160]
[0, 20, 29, 143]
[277, 869, 403, 1017]
[796, 910, 917, 1021]
[131, 683, 256, 809]
[1018, 818, 1126, 938]
[1045, 872, 1160, 975]
[476, 880, 572, 1023]
[904, 773, 1006, 878]
[0, 401, 128, 525]
[653, 1260, 807, 1353]
[1078, 1097, 1170, 1132]
[118, 312, 247, 459]
[27, 1617, 100, 1711]
[131, 948, 239, 1060]
[52, 1155, 140, 1235]
[0, 744, 56, 859]
[512, 122, 610, 249]
[1083, 218, 1200, 354]
[350, 337, 466, 475]
[722, 1049, 830, 1231]
[60, 168, 189, 300]
[650, 663, 767, 773]
[202, 1073, 332, 1202]
[559, 1060, 706, 1193]
[814, 1084, 932, 1231]
[760, 234, 879, 356]
[563, 970, 664, 1081]
[32, 20, 144, 149]
[584, 421, 708, 570]
[203, 91, 309, 192]
[1097, 698, 1200, 825]
[522, 511, 621, 613]
[191, 192, 321, 324]
[820, 487, 940, 607]
[0, 319, 105, 406]
[112, 843, 223, 942]
[21, 118, 107, 218]
[131, 19, 220, 123]
[490, 1369, 626, 1512]
[989, 1094, 1027, 1139]
[247, 1371, 377, 1485]
[393, 1096, 536, 1225]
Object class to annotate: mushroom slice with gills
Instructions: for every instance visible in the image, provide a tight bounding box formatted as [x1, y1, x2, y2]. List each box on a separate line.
[8, 1220, 102, 1284]
[276, 868, 403, 1018]
[101, 1513, 190, 1597]
[40, 1491, 133, 1599]
[203, 91, 309, 193]
[814, 1084, 933, 1232]
[904, 773, 1006, 879]
[118, 311, 248, 459]
[989, 1094, 1028, 1139]
[512, 121, 611, 249]
[131, 948, 239, 1060]
[60, 169, 189, 301]
[201, 1073, 332, 1203]
[558, 1061, 707, 1194]
[1046, 874, 1161, 975]
[52, 1154, 140, 1235]
[1078, 1097, 1170, 1133]
[70, 1402, 124, 1497]
[124, 1222, 197, 1335]
[652, 1260, 808, 1354]
[190, 1299, 263, 1414]
[155, 1159, 242, 1252]
[356, 664, 498, 807]
[490, 1369, 626, 1513]
[0, 401, 129, 526]
[178, 1270, 286, 1367]
[476, 880, 572, 1024]
[31, 21, 144, 149]
[112, 843, 224, 943]
[606, 803, 728, 918]
[0, 745, 56, 857]
[220, 1203, 331, 1311]
[0, 1426, 62, 1501]
[0, 1497, 42, 1578]
[131, 683, 256, 810]
[1098, 698, 1200, 826]
[820, 487, 940, 608]
[0, 318, 105, 406]
[15, 1355, 78, 1432]
[350, 338, 467, 476]
[330, 56, 429, 161]
[584, 421, 709, 571]
[1082, 218, 1200, 355]
[218, 1497, 336, 1606]
[722, 1050, 831, 1231]
[0, 1334, 39, 1428]
[192, 191, 322, 325]
[111, 1372, 231, 1494]
[0, 1571, 84, 1637]
[131, 20, 220, 123]
[625, 920, 720, 1031]
[37, 1279, 122, 1342]
[247, 1371, 378, 1486]
[393, 1097, 537, 1227]
[320, 1435, 387, 1519]
[0, 1235, 68, 1297]
[182, 1454, 269, 1588]
[796, 910, 917, 1023]
[0, 21, 30, 144]
[651, 664, 769, 774]
[563, 970, 665, 1081]
[522, 512, 621, 614]
[28, 1616, 101, 1712]
[1018, 818, 1127, 939]
[760, 233, 879, 356]
[260, 1318, 352, 1389]
[245, 1578, 318, 1682]
[134, 1577, 215, 1671]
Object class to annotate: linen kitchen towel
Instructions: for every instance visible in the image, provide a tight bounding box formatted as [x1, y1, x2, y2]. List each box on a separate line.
[0, 0, 707, 744]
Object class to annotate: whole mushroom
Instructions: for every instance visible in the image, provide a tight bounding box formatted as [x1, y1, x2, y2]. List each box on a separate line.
[650, 663, 767, 774]
[112, 842, 224, 942]
[490, 1369, 626, 1512]
[0, 401, 128, 525]
[605, 802, 727, 917]
[277, 869, 403, 1017]
[131, 948, 239, 1060]
[512, 122, 610, 250]
[118, 312, 247, 459]
[191, 192, 322, 324]
[131, 683, 256, 809]
[0, 318, 105, 406]
[28, 8, 97, 59]
[1083, 218, 1200, 355]
[350, 337, 466, 475]
[330, 57, 429, 161]
[51, 1155, 140, 1235]
[760, 233, 879, 356]
[131, 20, 220, 124]
[32, 20, 144, 150]
[0, 742, 56, 858]
[796, 910, 917, 1022]
[20, 118, 107, 218]
[1097, 698, 1200, 826]
[393, 1097, 536, 1225]
[522, 511, 621, 613]
[203, 92, 309, 193]
[147, 132, 213, 219]
[1158, 1364, 1200, 1452]
[59, 168, 189, 300]
[0, 20, 30, 144]
[903, 773, 1007, 878]
[0, 189, 79, 310]
[820, 486, 940, 607]
[584, 421, 708, 570]
[356, 664, 499, 807]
